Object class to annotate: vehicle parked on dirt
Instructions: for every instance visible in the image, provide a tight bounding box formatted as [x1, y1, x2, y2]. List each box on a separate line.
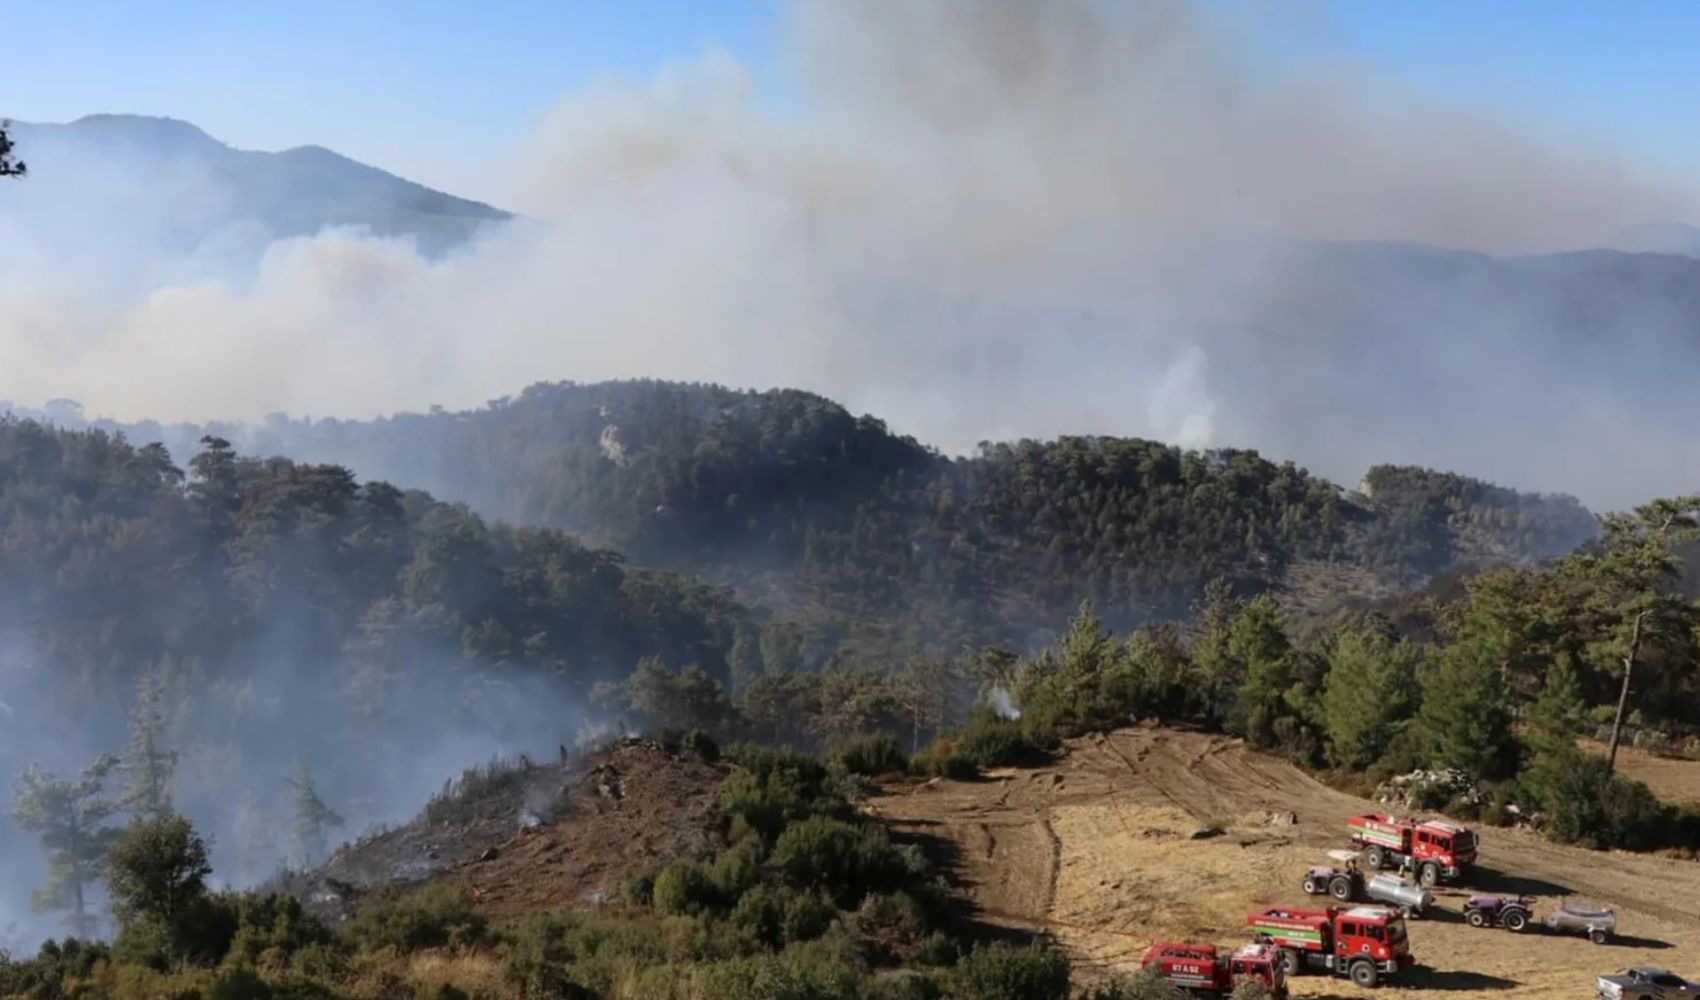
[1347, 812, 1477, 886]
[1140, 941, 1288, 999]
[1596, 967, 1699, 999]
[1301, 850, 1434, 916]
[1247, 904, 1414, 987]
[1463, 894, 1533, 932]
[1547, 899, 1617, 944]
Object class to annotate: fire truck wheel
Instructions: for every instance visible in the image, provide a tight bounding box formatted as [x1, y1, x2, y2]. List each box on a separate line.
[1350, 961, 1378, 988]
[1280, 949, 1302, 975]
[1466, 909, 1487, 928]
[1504, 911, 1528, 933]
[1419, 862, 1440, 887]
[1365, 846, 1386, 869]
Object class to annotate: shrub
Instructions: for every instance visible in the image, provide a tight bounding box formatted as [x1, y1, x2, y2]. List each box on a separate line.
[770, 816, 905, 908]
[225, 893, 334, 968]
[730, 883, 789, 949]
[1083, 967, 1186, 999]
[706, 838, 769, 902]
[910, 745, 978, 780]
[658, 728, 722, 762]
[341, 884, 490, 953]
[652, 863, 717, 916]
[831, 734, 909, 777]
[1518, 746, 1667, 850]
[622, 865, 661, 907]
[953, 712, 1038, 769]
[781, 892, 837, 946]
[854, 892, 929, 961]
[950, 942, 1070, 1000]
[721, 744, 847, 842]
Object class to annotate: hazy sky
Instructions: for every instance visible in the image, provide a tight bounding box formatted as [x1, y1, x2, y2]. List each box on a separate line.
[7, 1, 1700, 203]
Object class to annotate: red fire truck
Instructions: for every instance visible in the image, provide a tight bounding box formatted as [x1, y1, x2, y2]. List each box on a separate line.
[1246, 905, 1415, 988]
[1348, 812, 1477, 886]
[1140, 942, 1288, 999]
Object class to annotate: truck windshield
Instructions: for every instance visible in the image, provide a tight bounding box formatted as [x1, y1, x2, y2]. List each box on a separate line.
[1384, 918, 1407, 945]
[1454, 831, 1475, 850]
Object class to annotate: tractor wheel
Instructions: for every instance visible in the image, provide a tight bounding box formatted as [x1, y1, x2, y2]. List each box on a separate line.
[1280, 949, 1302, 975]
[1364, 846, 1387, 869]
[1590, 928, 1609, 945]
[1419, 862, 1440, 888]
[1350, 961, 1378, 988]
[1303, 876, 1320, 894]
[1466, 909, 1487, 928]
[1330, 877, 1353, 901]
[1504, 910, 1528, 933]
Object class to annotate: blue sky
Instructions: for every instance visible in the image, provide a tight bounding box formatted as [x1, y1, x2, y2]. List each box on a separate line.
[6, 1, 1700, 201]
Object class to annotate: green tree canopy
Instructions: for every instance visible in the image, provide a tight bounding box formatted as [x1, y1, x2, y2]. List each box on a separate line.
[11, 755, 121, 937]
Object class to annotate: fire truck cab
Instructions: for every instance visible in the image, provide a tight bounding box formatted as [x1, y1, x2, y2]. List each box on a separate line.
[1247, 904, 1414, 988]
[1348, 812, 1477, 886]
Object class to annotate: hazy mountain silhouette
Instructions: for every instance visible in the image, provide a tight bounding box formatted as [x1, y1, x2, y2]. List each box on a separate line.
[5, 114, 509, 259]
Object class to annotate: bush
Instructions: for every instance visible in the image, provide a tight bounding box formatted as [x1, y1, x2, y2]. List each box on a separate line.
[706, 838, 769, 901]
[652, 863, 717, 916]
[854, 892, 929, 961]
[1083, 967, 1185, 999]
[658, 728, 722, 762]
[950, 942, 1070, 1000]
[341, 884, 490, 953]
[225, 893, 334, 968]
[831, 734, 909, 777]
[770, 816, 905, 908]
[910, 746, 977, 780]
[1518, 746, 1668, 850]
[953, 712, 1038, 769]
[721, 744, 847, 842]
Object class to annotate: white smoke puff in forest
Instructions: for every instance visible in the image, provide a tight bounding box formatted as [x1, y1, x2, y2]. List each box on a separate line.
[2, 0, 1699, 506]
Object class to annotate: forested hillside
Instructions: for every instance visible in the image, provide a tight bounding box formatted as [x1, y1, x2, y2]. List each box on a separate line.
[0, 418, 757, 907]
[128, 381, 1597, 647]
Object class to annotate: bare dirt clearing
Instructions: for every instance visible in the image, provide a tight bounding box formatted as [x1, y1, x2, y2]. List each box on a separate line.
[869, 726, 1700, 998]
[1581, 740, 1700, 804]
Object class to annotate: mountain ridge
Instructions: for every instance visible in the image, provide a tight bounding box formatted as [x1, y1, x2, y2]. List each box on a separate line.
[4, 113, 510, 257]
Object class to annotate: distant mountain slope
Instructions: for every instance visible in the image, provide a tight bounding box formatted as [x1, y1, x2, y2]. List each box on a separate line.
[1610, 221, 1700, 258]
[3, 114, 509, 259]
[87, 380, 1599, 649]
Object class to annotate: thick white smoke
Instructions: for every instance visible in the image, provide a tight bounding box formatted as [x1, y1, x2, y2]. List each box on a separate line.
[3, 0, 1698, 507]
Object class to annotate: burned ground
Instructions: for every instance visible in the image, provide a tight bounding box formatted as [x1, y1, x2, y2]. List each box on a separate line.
[276, 738, 726, 924]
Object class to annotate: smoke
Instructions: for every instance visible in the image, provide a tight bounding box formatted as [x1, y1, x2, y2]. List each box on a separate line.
[4, 1, 1700, 502]
[988, 686, 1022, 722]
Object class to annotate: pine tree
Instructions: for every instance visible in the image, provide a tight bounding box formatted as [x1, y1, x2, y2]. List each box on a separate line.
[286, 761, 344, 869]
[1526, 654, 1589, 749]
[118, 666, 179, 821]
[1417, 639, 1519, 780]
[1322, 626, 1425, 769]
[11, 755, 121, 937]
[1227, 595, 1303, 748]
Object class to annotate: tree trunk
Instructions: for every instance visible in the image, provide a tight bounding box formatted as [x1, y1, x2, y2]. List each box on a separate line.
[1607, 610, 1649, 771]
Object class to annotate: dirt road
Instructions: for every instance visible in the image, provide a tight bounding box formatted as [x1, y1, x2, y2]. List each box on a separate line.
[868, 726, 1700, 998]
